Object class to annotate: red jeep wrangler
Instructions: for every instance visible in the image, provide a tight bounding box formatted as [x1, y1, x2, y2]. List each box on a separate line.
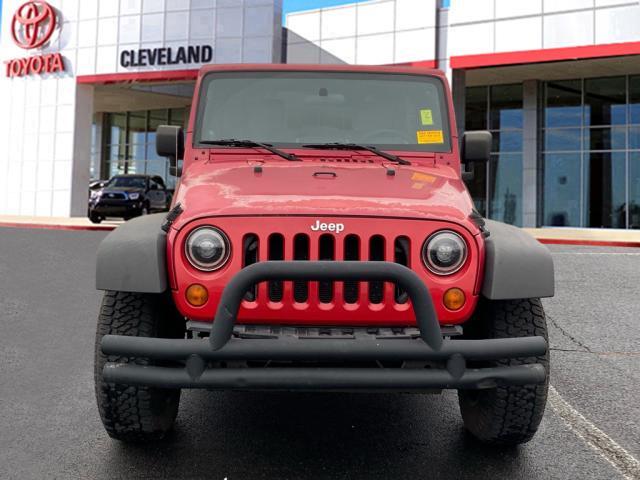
[95, 65, 554, 445]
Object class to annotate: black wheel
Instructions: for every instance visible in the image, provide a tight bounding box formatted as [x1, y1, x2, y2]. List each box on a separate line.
[94, 291, 185, 442]
[89, 212, 102, 224]
[458, 298, 549, 446]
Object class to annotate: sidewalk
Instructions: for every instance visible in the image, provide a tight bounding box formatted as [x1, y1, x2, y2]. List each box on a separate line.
[1, 215, 639, 247]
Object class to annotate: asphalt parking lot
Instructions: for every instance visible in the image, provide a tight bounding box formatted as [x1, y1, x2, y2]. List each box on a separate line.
[0, 227, 638, 480]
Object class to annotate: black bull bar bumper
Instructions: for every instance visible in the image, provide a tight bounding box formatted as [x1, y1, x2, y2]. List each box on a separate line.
[101, 261, 547, 391]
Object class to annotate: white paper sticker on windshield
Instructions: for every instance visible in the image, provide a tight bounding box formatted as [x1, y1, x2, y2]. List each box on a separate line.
[420, 109, 434, 125]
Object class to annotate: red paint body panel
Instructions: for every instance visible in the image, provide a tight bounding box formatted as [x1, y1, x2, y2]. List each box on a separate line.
[168, 64, 484, 327]
[170, 156, 472, 228]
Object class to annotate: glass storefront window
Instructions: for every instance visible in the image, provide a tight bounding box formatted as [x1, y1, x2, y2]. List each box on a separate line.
[107, 143, 125, 167]
[149, 109, 168, 126]
[545, 128, 581, 152]
[98, 108, 188, 190]
[465, 86, 487, 130]
[127, 158, 146, 175]
[107, 143, 126, 178]
[128, 112, 147, 145]
[584, 127, 626, 151]
[90, 115, 102, 180]
[489, 154, 522, 226]
[109, 113, 127, 145]
[145, 142, 163, 162]
[584, 77, 626, 126]
[169, 108, 186, 127]
[628, 76, 640, 125]
[146, 160, 167, 179]
[543, 153, 581, 227]
[545, 80, 582, 128]
[584, 152, 626, 228]
[629, 153, 640, 229]
[629, 126, 640, 149]
[491, 131, 523, 153]
[129, 143, 146, 162]
[489, 84, 523, 130]
[466, 162, 487, 217]
[90, 152, 100, 179]
[541, 76, 638, 229]
[464, 84, 523, 226]
[148, 109, 169, 146]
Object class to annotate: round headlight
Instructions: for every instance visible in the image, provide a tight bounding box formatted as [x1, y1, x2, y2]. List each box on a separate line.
[185, 227, 230, 271]
[423, 230, 467, 275]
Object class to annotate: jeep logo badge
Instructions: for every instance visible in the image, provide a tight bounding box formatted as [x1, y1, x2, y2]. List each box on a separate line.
[311, 220, 344, 233]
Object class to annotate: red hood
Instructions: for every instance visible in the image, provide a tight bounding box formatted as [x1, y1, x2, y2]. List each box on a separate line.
[171, 153, 477, 232]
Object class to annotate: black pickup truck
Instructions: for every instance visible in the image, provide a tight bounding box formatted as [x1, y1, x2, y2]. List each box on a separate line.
[88, 174, 171, 223]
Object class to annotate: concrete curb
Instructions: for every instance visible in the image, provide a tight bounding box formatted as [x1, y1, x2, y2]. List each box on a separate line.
[0, 221, 116, 232]
[524, 228, 640, 248]
[536, 238, 640, 248]
[0, 215, 121, 231]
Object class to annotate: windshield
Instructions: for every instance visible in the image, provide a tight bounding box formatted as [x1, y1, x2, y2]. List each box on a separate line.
[195, 71, 451, 152]
[107, 177, 146, 188]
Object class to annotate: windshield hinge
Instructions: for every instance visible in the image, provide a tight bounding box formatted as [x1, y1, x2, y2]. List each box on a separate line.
[162, 203, 183, 233]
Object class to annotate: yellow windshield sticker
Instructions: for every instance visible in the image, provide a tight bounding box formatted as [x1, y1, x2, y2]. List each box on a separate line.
[411, 172, 436, 183]
[420, 109, 434, 125]
[417, 130, 444, 144]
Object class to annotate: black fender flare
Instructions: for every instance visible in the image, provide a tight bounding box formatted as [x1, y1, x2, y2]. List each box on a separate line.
[481, 220, 554, 300]
[96, 213, 168, 293]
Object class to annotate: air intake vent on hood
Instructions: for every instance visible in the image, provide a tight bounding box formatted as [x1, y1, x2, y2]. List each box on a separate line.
[313, 158, 375, 164]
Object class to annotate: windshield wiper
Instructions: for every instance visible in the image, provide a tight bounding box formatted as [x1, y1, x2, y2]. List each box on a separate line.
[199, 139, 300, 161]
[302, 143, 411, 165]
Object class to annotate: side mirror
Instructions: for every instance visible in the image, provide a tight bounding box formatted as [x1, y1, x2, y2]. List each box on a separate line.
[156, 125, 184, 177]
[462, 131, 492, 163]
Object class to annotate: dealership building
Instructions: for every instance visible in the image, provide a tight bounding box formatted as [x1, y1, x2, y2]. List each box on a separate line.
[1, 0, 640, 230]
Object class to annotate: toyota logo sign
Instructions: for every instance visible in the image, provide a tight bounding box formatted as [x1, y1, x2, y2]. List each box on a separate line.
[11, 1, 57, 50]
[4, 0, 65, 78]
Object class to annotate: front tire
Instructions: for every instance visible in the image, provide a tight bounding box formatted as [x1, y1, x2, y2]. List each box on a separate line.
[458, 298, 549, 446]
[89, 212, 102, 224]
[94, 291, 185, 442]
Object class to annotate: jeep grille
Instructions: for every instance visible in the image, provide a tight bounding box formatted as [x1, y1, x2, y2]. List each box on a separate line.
[242, 232, 411, 306]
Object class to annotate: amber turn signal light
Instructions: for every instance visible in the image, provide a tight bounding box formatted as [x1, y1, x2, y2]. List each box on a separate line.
[443, 288, 465, 311]
[186, 284, 208, 307]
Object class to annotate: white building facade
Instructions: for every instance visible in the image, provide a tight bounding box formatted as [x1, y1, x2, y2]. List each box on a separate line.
[0, 0, 283, 217]
[2, 0, 640, 229]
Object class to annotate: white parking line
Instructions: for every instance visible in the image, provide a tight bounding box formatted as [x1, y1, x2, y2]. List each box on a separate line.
[551, 252, 640, 256]
[548, 385, 640, 480]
